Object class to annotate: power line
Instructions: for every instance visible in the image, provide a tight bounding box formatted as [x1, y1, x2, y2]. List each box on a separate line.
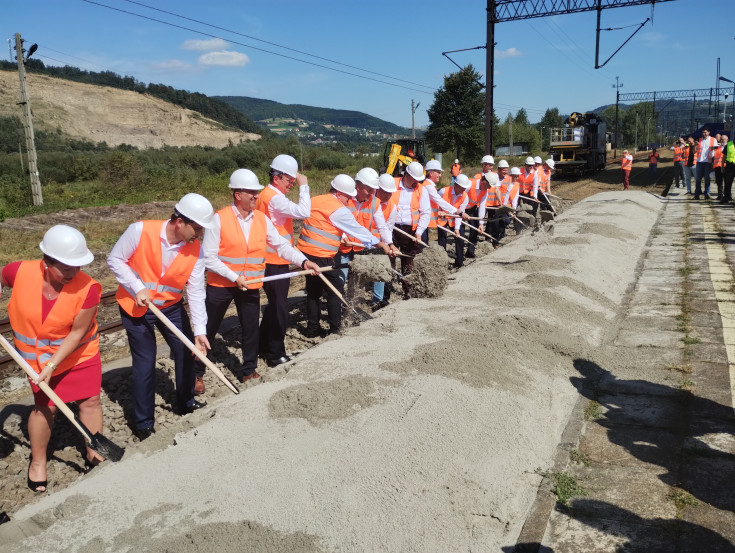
[80, 0, 435, 95]
[121, 0, 436, 92]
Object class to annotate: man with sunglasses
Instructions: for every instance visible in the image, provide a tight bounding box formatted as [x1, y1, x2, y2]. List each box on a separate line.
[196, 169, 319, 386]
[255, 154, 312, 368]
[107, 193, 215, 440]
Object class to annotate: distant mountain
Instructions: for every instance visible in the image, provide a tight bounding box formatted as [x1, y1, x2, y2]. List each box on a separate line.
[216, 96, 408, 134]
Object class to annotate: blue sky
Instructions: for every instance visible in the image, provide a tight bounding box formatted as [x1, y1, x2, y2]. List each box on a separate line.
[4, 0, 734, 128]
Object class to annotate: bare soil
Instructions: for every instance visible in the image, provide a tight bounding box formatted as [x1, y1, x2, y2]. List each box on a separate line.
[0, 70, 259, 149]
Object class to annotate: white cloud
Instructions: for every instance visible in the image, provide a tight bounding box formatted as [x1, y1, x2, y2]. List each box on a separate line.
[198, 51, 250, 67]
[496, 47, 521, 59]
[640, 32, 666, 45]
[181, 38, 229, 51]
[151, 59, 192, 71]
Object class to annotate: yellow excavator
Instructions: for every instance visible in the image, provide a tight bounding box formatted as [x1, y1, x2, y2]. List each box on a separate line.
[381, 139, 426, 177]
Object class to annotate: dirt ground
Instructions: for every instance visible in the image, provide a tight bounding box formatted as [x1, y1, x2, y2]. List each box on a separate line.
[0, 155, 666, 522]
[0, 70, 259, 149]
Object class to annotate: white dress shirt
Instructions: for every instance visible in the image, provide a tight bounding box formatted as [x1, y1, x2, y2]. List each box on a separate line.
[203, 205, 308, 283]
[395, 179, 431, 235]
[330, 202, 380, 248]
[437, 187, 469, 233]
[264, 183, 311, 225]
[107, 221, 208, 336]
[423, 182, 459, 214]
[351, 198, 393, 244]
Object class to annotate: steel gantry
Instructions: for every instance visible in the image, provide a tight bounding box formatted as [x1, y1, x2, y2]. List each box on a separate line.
[484, 0, 678, 153]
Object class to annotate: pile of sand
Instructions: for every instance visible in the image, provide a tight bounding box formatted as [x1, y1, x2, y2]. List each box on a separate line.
[406, 244, 450, 298]
[349, 255, 392, 282]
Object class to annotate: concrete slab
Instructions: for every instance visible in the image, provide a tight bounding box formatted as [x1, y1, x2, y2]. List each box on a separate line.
[595, 393, 684, 430]
[580, 422, 681, 468]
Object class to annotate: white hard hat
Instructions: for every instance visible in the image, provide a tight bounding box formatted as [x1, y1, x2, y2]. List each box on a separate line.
[481, 155, 495, 165]
[534, 156, 543, 164]
[483, 172, 499, 186]
[175, 193, 215, 229]
[39, 225, 94, 267]
[355, 167, 380, 189]
[525, 156, 535, 165]
[510, 167, 521, 176]
[454, 159, 459, 164]
[544, 159, 555, 169]
[378, 173, 397, 192]
[331, 174, 357, 197]
[425, 159, 442, 172]
[405, 161, 426, 181]
[229, 168, 263, 190]
[497, 160, 509, 168]
[454, 174, 471, 189]
[270, 154, 298, 178]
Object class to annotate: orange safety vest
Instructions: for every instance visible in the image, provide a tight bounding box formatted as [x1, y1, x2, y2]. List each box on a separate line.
[391, 180, 425, 231]
[436, 187, 466, 228]
[373, 197, 397, 240]
[537, 167, 551, 194]
[426, 183, 441, 229]
[518, 167, 536, 195]
[500, 179, 520, 207]
[648, 152, 659, 164]
[298, 194, 344, 258]
[485, 183, 500, 207]
[451, 163, 461, 177]
[673, 146, 684, 162]
[339, 195, 380, 253]
[8, 260, 99, 376]
[621, 156, 632, 171]
[695, 136, 717, 162]
[464, 174, 483, 209]
[116, 220, 200, 317]
[255, 185, 295, 266]
[713, 145, 724, 169]
[207, 207, 267, 289]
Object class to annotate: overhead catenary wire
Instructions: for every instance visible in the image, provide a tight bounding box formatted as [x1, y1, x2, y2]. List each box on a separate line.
[80, 0, 434, 95]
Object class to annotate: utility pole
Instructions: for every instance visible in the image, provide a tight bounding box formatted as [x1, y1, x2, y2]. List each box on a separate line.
[411, 99, 421, 139]
[14, 32, 43, 206]
[507, 113, 513, 157]
[613, 76, 623, 157]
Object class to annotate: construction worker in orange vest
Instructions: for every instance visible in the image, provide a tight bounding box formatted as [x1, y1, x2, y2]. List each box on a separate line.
[198, 169, 319, 386]
[255, 154, 311, 368]
[391, 161, 431, 298]
[298, 174, 381, 337]
[424, 159, 461, 245]
[507, 167, 524, 234]
[713, 133, 725, 200]
[107, 193, 215, 439]
[722, 134, 734, 204]
[667, 137, 685, 195]
[466, 155, 495, 258]
[481, 160, 511, 240]
[621, 150, 633, 190]
[370, 174, 401, 310]
[694, 127, 718, 199]
[537, 158, 555, 213]
[437, 174, 471, 268]
[648, 148, 660, 179]
[451, 158, 462, 186]
[518, 157, 539, 221]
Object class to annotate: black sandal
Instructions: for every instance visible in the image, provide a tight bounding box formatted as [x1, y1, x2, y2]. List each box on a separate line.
[84, 457, 102, 474]
[27, 461, 47, 493]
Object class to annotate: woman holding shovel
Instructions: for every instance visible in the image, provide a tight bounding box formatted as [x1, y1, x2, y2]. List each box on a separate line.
[1, 225, 104, 492]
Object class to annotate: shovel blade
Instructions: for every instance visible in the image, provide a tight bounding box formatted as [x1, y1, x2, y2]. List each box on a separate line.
[89, 432, 125, 462]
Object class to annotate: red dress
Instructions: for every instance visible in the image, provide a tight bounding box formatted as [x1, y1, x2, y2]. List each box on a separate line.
[3, 262, 102, 407]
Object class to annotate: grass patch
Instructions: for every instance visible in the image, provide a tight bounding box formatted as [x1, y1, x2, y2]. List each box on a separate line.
[666, 363, 692, 374]
[679, 377, 694, 391]
[570, 449, 591, 466]
[584, 400, 603, 421]
[536, 469, 588, 506]
[667, 487, 698, 518]
[681, 336, 701, 345]
[678, 266, 695, 277]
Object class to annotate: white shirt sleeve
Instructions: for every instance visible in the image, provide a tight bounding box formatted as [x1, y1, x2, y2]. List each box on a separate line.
[269, 184, 311, 219]
[330, 206, 379, 247]
[265, 216, 307, 266]
[531, 171, 539, 198]
[371, 206, 393, 244]
[186, 250, 207, 337]
[415, 187, 432, 236]
[202, 213, 239, 283]
[478, 188, 488, 221]
[425, 183, 458, 213]
[107, 221, 146, 295]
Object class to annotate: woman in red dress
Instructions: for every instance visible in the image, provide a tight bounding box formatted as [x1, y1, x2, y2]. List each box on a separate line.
[1, 225, 103, 492]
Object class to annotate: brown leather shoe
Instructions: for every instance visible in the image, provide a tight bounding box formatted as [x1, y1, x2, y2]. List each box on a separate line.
[194, 376, 205, 395]
[241, 372, 261, 383]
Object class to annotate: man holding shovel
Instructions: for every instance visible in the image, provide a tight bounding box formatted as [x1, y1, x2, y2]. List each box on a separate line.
[437, 174, 470, 267]
[298, 174, 381, 337]
[107, 193, 214, 441]
[370, 174, 400, 310]
[198, 169, 319, 383]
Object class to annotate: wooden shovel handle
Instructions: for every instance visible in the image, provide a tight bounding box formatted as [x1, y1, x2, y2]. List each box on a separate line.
[146, 303, 239, 394]
[0, 334, 93, 442]
[317, 273, 349, 308]
[393, 226, 429, 247]
[437, 224, 471, 244]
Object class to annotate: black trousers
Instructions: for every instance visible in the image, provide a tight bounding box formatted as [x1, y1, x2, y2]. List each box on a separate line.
[673, 161, 684, 187]
[391, 224, 425, 297]
[196, 284, 260, 374]
[723, 165, 735, 202]
[437, 224, 466, 267]
[304, 254, 343, 333]
[715, 166, 724, 198]
[464, 206, 479, 255]
[259, 263, 291, 359]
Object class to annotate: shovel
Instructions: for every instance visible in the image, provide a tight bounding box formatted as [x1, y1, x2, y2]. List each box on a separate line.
[317, 272, 372, 322]
[0, 334, 125, 462]
[393, 226, 429, 247]
[437, 224, 472, 244]
[146, 303, 240, 395]
[461, 221, 500, 244]
[237, 265, 335, 288]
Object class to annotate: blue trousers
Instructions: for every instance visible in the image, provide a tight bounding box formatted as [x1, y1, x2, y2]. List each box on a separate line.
[695, 162, 712, 196]
[120, 301, 195, 430]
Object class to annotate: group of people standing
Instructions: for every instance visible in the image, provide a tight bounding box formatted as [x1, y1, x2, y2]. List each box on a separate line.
[668, 129, 735, 202]
[1, 151, 556, 493]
